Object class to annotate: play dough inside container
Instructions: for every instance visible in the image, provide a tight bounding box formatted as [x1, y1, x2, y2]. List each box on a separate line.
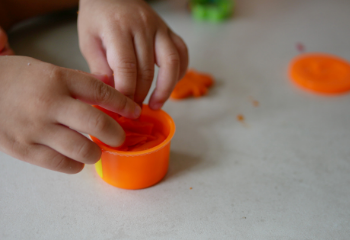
[90, 105, 176, 189]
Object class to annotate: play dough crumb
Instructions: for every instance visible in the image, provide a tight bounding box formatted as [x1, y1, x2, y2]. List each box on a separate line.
[170, 69, 214, 100]
[237, 114, 249, 127]
[289, 53, 350, 94]
[249, 97, 259, 107]
[237, 114, 244, 122]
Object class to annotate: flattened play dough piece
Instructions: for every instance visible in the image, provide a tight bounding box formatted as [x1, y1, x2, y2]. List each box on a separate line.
[171, 69, 215, 99]
[290, 53, 350, 94]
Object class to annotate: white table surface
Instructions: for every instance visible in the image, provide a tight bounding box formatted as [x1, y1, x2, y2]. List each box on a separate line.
[2, 0, 350, 239]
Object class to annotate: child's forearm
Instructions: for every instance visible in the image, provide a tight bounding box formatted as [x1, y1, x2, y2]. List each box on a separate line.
[0, 0, 79, 30]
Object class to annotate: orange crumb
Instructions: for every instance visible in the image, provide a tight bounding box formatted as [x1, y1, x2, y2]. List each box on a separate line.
[190, 187, 193, 190]
[237, 114, 244, 122]
[249, 96, 259, 107]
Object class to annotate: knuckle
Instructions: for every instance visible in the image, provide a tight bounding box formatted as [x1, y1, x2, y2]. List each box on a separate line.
[10, 139, 31, 160]
[139, 68, 154, 83]
[93, 81, 112, 103]
[32, 66, 63, 112]
[48, 65, 63, 81]
[89, 112, 109, 133]
[50, 153, 69, 171]
[166, 52, 180, 66]
[74, 141, 92, 161]
[111, 11, 126, 23]
[36, 92, 55, 109]
[139, 10, 155, 26]
[114, 58, 137, 74]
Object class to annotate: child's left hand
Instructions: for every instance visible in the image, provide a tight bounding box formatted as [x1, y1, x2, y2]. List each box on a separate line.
[78, 0, 188, 109]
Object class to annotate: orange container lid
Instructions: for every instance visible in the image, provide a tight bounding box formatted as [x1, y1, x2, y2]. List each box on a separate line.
[289, 53, 350, 94]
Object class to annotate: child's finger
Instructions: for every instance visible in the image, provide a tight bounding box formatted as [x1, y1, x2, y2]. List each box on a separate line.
[0, 30, 13, 55]
[169, 31, 189, 80]
[55, 98, 126, 147]
[37, 125, 101, 164]
[133, 33, 155, 105]
[105, 31, 138, 99]
[65, 70, 141, 119]
[0, 27, 8, 51]
[93, 74, 115, 87]
[27, 144, 84, 174]
[0, 47, 15, 56]
[79, 36, 113, 77]
[149, 30, 180, 109]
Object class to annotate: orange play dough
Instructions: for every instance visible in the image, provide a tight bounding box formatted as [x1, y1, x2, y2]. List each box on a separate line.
[171, 69, 215, 99]
[93, 106, 166, 151]
[289, 53, 350, 94]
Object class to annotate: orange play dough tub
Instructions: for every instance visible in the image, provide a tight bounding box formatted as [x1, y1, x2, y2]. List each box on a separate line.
[90, 105, 176, 189]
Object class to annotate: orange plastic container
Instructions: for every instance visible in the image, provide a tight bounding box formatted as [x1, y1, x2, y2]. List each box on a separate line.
[90, 105, 175, 189]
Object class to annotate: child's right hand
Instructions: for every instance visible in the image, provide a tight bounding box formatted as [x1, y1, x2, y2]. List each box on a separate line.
[0, 56, 141, 174]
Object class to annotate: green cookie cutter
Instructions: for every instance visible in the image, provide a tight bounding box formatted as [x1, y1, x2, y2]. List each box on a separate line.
[191, 0, 234, 22]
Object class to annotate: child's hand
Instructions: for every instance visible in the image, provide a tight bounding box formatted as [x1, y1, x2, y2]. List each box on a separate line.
[0, 56, 141, 174]
[0, 27, 14, 55]
[78, 0, 188, 109]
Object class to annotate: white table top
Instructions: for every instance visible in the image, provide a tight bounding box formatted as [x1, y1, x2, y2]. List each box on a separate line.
[2, 0, 350, 239]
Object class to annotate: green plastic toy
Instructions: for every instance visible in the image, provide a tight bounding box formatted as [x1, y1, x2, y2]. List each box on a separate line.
[191, 0, 234, 22]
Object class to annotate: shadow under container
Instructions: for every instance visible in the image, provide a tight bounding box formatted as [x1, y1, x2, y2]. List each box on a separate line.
[90, 105, 176, 190]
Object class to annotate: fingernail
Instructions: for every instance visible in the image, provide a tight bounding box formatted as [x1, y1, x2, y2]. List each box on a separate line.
[134, 105, 142, 118]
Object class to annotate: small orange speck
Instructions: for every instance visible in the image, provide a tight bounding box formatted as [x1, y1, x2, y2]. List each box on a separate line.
[190, 187, 192, 190]
[249, 96, 259, 107]
[77, 11, 79, 14]
[237, 114, 244, 122]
